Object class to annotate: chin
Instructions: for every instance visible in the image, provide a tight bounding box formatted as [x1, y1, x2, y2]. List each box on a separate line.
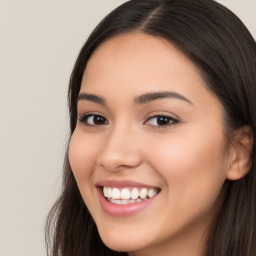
[99, 229, 149, 253]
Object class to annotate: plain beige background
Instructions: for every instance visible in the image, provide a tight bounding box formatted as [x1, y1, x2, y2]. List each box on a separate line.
[1, 1, 255, 256]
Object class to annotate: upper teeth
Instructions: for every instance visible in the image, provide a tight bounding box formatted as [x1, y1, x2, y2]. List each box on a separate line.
[103, 187, 158, 200]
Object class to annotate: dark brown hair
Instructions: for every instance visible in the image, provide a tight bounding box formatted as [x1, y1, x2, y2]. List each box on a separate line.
[46, 0, 256, 255]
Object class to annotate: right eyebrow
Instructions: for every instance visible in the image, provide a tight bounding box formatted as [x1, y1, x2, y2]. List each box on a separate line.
[77, 93, 106, 106]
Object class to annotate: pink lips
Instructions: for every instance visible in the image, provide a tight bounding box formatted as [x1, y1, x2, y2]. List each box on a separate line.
[96, 180, 160, 217]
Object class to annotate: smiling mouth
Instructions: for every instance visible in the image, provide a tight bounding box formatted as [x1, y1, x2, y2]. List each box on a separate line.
[102, 186, 160, 205]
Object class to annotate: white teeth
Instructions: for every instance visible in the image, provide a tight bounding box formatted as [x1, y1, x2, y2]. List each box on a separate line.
[103, 187, 108, 197]
[131, 188, 139, 199]
[120, 188, 130, 200]
[102, 186, 159, 201]
[139, 188, 147, 199]
[107, 187, 112, 199]
[148, 189, 157, 198]
[112, 188, 121, 199]
[110, 199, 137, 204]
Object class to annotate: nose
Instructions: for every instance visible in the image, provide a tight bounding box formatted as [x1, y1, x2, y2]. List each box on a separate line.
[97, 127, 142, 172]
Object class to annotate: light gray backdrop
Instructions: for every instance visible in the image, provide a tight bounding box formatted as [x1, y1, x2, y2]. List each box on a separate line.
[1, 1, 255, 256]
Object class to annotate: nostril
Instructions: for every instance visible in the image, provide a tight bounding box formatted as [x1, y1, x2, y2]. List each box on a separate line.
[97, 153, 142, 172]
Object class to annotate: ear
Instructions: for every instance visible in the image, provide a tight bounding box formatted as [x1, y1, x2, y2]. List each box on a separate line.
[226, 126, 253, 181]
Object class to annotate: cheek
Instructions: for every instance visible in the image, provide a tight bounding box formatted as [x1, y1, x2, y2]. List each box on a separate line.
[69, 131, 99, 184]
[146, 128, 228, 212]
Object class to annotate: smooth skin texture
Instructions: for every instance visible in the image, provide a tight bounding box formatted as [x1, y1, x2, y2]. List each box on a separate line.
[69, 32, 252, 256]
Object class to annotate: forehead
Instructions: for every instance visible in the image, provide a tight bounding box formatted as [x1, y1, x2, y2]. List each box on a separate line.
[85, 32, 200, 78]
[82, 33, 202, 92]
[81, 32, 221, 112]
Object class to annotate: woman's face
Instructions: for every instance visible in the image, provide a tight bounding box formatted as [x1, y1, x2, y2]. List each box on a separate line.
[69, 32, 230, 255]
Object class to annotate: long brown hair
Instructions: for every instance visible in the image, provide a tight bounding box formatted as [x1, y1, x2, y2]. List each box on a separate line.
[46, 0, 256, 255]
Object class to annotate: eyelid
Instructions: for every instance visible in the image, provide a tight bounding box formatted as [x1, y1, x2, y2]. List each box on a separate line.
[77, 111, 179, 128]
[77, 111, 104, 120]
[77, 112, 108, 126]
[144, 113, 179, 128]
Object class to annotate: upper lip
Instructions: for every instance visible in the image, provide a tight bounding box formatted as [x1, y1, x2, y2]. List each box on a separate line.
[96, 179, 160, 189]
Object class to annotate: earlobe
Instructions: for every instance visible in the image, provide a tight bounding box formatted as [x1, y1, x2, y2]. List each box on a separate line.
[226, 126, 253, 181]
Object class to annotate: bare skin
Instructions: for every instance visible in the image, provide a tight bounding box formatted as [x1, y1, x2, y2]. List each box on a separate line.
[69, 32, 252, 256]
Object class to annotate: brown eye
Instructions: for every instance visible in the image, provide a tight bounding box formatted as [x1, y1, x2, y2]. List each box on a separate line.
[145, 115, 178, 127]
[156, 116, 171, 126]
[79, 114, 108, 126]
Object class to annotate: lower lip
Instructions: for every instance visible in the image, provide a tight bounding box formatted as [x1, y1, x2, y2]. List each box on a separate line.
[97, 187, 158, 217]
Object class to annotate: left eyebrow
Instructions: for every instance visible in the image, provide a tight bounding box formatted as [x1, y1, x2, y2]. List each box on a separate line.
[134, 91, 193, 105]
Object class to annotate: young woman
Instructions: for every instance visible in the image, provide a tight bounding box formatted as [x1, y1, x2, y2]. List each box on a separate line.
[46, 0, 256, 255]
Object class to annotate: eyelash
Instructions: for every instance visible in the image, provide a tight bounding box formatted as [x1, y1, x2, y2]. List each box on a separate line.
[145, 115, 178, 127]
[78, 114, 108, 126]
[78, 114, 179, 128]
